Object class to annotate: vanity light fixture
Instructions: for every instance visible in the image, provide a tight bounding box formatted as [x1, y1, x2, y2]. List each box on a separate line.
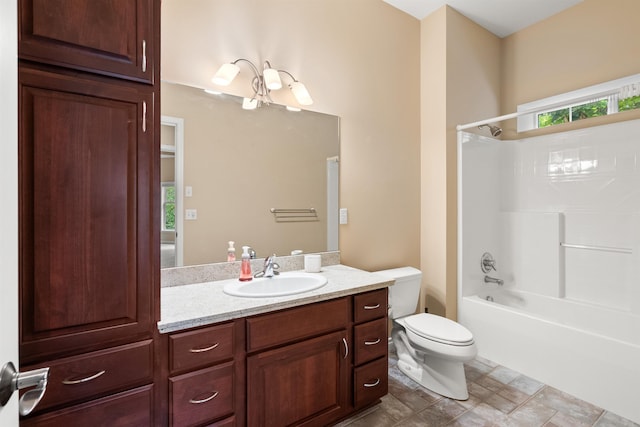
[212, 58, 313, 109]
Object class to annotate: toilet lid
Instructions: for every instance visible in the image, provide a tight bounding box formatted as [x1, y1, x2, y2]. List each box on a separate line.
[404, 313, 474, 346]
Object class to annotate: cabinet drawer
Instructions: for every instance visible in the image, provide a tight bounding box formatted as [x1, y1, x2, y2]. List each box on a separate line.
[247, 297, 349, 352]
[354, 317, 388, 366]
[170, 322, 234, 374]
[23, 340, 153, 413]
[354, 289, 388, 324]
[353, 357, 388, 408]
[21, 384, 153, 426]
[170, 362, 235, 427]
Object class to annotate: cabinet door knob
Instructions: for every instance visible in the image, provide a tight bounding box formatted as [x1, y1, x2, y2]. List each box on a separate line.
[363, 304, 380, 310]
[189, 343, 220, 353]
[61, 370, 106, 385]
[364, 378, 380, 388]
[364, 338, 381, 346]
[189, 391, 218, 404]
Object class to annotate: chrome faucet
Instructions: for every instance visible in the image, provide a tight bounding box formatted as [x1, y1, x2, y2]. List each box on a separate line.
[484, 275, 504, 286]
[255, 254, 280, 278]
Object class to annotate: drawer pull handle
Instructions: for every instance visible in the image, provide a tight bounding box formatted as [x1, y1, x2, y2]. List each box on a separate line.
[363, 304, 380, 310]
[364, 378, 380, 388]
[342, 338, 349, 359]
[61, 370, 106, 385]
[365, 338, 381, 346]
[189, 391, 218, 404]
[189, 343, 220, 353]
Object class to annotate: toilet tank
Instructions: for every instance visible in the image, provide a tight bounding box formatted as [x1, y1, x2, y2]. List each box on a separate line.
[373, 267, 422, 319]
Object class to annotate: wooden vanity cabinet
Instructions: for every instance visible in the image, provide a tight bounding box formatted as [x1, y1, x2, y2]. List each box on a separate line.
[158, 288, 389, 426]
[17, 0, 161, 423]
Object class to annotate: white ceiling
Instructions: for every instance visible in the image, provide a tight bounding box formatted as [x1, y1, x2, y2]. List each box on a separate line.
[383, 0, 583, 38]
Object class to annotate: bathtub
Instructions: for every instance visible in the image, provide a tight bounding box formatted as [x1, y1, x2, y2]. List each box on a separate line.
[459, 289, 640, 424]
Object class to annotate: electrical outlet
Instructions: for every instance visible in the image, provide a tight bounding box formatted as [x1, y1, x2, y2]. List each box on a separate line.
[185, 209, 197, 220]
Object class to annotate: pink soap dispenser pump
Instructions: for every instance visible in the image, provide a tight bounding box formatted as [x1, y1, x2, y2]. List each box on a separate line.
[239, 246, 252, 281]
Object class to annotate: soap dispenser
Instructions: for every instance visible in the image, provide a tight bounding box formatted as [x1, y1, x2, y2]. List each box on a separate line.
[227, 241, 236, 262]
[239, 246, 252, 281]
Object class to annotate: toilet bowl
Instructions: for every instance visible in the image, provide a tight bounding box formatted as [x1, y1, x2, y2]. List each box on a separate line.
[374, 267, 477, 400]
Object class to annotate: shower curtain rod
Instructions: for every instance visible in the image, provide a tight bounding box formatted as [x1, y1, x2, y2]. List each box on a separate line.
[456, 87, 620, 131]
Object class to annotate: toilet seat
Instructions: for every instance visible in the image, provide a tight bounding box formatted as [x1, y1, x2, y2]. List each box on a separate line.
[404, 313, 474, 346]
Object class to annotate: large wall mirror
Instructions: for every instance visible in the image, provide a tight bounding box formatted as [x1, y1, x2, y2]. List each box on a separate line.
[161, 81, 340, 268]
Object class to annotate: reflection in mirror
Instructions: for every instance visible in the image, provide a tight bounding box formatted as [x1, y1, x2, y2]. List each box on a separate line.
[160, 82, 340, 268]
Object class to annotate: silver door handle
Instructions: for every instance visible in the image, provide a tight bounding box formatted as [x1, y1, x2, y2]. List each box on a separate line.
[342, 338, 349, 359]
[0, 361, 49, 416]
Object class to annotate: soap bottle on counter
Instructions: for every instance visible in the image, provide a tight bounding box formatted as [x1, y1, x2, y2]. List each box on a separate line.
[227, 241, 236, 262]
[239, 245, 252, 281]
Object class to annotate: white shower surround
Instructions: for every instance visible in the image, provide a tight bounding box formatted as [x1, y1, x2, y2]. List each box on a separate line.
[457, 119, 640, 424]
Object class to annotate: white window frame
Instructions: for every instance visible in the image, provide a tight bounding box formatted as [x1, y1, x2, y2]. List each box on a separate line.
[517, 73, 640, 132]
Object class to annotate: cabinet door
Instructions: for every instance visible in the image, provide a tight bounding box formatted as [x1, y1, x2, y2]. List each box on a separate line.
[247, 330, 349, 427]
[19, 65, 156, 364]
[19, 0, 156, 84]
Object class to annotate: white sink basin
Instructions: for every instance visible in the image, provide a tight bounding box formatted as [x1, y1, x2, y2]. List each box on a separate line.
[223, 272, 327, 298]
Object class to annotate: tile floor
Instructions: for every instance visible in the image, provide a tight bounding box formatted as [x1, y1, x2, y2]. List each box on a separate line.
[336, 348, 639, 427]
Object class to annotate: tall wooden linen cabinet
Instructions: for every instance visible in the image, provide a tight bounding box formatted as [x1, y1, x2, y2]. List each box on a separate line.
[17, 1, 161, 424]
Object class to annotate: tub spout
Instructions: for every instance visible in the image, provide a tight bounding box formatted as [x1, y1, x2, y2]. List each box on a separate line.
[484, 275, 503, 286]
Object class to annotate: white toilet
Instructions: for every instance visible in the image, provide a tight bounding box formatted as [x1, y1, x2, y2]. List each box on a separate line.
[374, 267, 477, 400]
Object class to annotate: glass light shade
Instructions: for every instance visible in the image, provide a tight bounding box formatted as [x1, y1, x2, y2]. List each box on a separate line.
[242, 97, 258, 110]
[212, 63, 240, 86]
[289, 81, 313, 105]
[263, 68, 282, 90]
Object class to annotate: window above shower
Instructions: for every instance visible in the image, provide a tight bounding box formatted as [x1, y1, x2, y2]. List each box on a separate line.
[517, 73, 640, 132]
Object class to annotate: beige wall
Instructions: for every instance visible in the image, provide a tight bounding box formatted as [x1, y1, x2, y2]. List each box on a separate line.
[501, 0, 640, 137]
[161, 0, 421, 272]
[421, 7, 501, 317]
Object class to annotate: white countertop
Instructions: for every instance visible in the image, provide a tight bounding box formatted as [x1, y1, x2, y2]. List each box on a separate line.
[158, 264, 394, 333]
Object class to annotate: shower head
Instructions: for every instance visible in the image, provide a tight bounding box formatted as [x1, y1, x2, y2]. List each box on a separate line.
[478, 124, 503, 137]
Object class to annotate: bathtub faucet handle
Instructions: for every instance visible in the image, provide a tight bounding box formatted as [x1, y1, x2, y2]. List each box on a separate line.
[481, 252, 497, 273]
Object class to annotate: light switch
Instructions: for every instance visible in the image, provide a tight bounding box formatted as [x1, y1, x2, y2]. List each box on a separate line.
[339, 208, 348, 225]
[185, 209, 197, 220]
[185, 186, 193, 197]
